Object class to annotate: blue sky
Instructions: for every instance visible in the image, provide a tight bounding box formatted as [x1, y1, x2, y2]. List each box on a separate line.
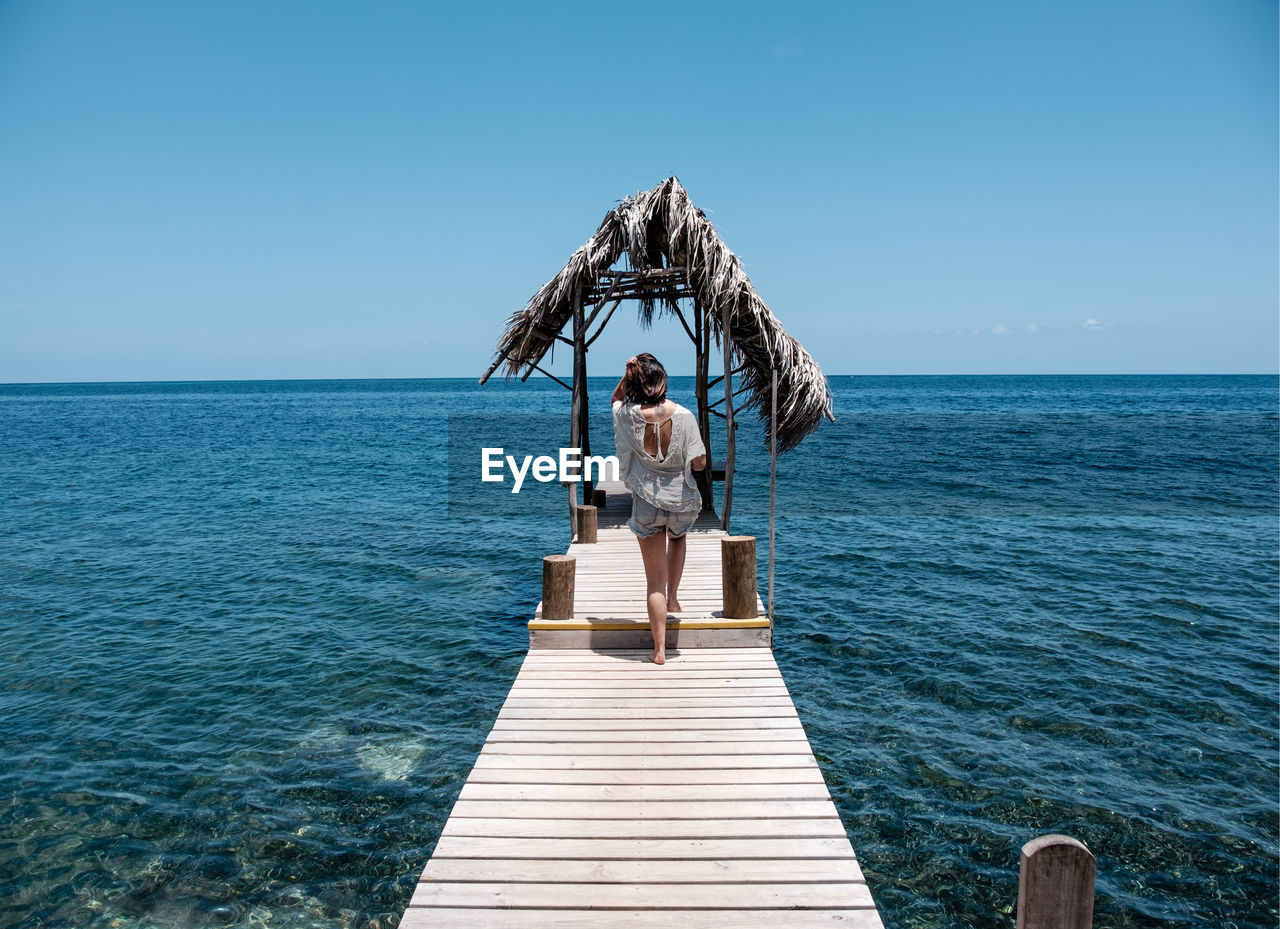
[2, 0, 1275, 382]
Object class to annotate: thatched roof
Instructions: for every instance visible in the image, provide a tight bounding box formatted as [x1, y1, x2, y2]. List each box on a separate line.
[485, 177, 833, 452]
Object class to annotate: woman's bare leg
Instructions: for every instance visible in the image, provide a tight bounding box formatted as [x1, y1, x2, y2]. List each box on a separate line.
[666, 532, 687, 613]
[637, 532, 669, 664]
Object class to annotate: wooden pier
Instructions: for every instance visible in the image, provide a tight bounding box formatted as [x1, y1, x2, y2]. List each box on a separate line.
[399, 483, 884, 928]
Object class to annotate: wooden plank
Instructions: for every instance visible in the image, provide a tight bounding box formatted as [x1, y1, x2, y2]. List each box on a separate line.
[506, 677, 784, 690]
[515, 669, 782, 680]
[430, 835, 858, 860]
[518, 661, 782, 672]
[478, 741, 812, 757]
[471, 753, 818, 770]
[462, 766, 828, 786]
[399, 909, 884, 929]
[522, 651, 775, 660]
[409, 880, 876, 909]
[457, 783, 830, 802]
[491, 715, 804, 729]
[440, 816, 848, 839]
[419, 857, 866, 884]
[485, 729, 807, 743]
[511, 671, 785, 684]
[501, 688, 790, 699]
[447, 798, 840, 820]
[498, 698, 796, 710]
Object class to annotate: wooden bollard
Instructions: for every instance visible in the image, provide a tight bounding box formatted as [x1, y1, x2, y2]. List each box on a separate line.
[591, 488, 607, 509]
[541, 555, 575, 620]
[1017, 835, 1096, 929]
[721, 535, 758, 619]
[576, 504, 598, 543]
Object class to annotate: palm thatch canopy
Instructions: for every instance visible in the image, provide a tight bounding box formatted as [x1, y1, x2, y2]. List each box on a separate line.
[484, 177, 833, 453]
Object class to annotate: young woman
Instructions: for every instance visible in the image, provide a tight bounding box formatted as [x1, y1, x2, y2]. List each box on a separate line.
[611, 354, 707, 664]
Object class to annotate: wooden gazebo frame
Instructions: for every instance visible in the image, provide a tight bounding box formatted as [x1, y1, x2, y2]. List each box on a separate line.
[479, 178, 834, 530]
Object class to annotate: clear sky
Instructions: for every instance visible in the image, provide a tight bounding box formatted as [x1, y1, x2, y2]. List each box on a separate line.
[2, 0, 1276, 382]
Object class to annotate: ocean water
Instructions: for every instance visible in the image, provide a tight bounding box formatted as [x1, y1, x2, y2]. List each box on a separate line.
[0, 375, 1275, 928]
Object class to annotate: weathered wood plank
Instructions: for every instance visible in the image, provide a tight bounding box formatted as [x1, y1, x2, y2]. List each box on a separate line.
[462, 766, 828, 786]
[507, 674, 784, 688]
[440, 816, 849, 839]
[448, 798, 841, 820]
[524, 649, 773, 658]
[485, 728, 807, 743]
[471, 754, 819, 771]
[429, 835, 858, 860]
[399, 907, 884, 929]
[409, 880, 876, 909]
[503, 688, 790, 699]
[512, 675, 778, 680]
[479, 740, 812, 757]
[491, 715, 803, 729]
[498, 697, 796, 710]
[419, 857, 866, 884]
[457, 782, 830, 802]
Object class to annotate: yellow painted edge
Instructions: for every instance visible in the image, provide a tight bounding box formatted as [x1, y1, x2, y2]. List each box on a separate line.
[528, 617, 771, 631]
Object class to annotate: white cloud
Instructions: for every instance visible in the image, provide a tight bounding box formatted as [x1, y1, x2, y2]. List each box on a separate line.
[1026, 323, 1039, 333]
[992, 325, 1012, 336]
[1082, 317, 1108, 331]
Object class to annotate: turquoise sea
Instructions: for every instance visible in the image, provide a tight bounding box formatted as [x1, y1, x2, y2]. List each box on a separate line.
[1, 375, 1276, 928]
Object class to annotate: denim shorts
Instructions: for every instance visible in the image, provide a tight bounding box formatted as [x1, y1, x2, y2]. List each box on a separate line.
[628, 495, 699, 539]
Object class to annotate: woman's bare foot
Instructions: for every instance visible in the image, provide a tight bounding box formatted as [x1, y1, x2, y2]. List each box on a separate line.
[667, 598, 683, 613]
[651, 649, 666, 665]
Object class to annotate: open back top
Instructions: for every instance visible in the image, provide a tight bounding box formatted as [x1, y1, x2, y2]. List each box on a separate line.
[611, 400, 705, 514]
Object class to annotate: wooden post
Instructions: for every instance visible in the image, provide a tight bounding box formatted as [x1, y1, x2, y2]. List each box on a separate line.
[575, 504, 597, 544]
[1017, 835, 1096, 929]
[693, 298, 714, 512]
[721, 535, 757, 619]
[591, 488, 607, 509]
[721, 302, 736, 531]
[541, 555, 576, 620]
[768, 367, 777, 623]
[570, 284, 593, 505]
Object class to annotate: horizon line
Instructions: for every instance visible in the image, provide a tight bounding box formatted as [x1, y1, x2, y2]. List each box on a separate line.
[2, 372, 1277, 388]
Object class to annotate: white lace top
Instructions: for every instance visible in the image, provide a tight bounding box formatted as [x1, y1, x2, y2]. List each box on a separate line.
[611, 400, 706, 514]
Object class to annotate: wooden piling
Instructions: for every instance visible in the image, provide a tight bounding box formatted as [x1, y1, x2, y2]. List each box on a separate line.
[575, 504, 598, 544]
[590, 488, 607, 509]
[541, 555, 575, 620]
[722, 535, 758, 619]
[1017, 834, 1095, 929]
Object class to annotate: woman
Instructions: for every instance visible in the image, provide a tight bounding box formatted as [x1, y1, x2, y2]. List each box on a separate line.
[611, 354, 707, 664]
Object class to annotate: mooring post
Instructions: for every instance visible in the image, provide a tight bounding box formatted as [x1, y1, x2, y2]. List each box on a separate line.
[721, 535, 757, 619]
[575, 504, 598, 544]
[541, 554, 576, 620]
[1017, 834, 1096, 929]
[591, 488, 606, 509]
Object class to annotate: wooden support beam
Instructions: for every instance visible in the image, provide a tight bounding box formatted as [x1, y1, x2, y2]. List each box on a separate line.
[571, 284, 592, 504]
[693, 299, 714, 513]
[585, 298, 622, 348]
[479, 351, 508, 385]
[670, 303, 697, 344]
[721, 303, 736, 531]
[709, 381, 754, 409]
[528, 364, 572, 391]
[707, 364, 749, 391]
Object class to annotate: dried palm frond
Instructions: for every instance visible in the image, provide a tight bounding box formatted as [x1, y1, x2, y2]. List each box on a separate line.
[486, 177, 834, 452]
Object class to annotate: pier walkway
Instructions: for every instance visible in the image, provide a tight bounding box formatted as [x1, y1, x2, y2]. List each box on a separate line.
[399, 484, 884, 928]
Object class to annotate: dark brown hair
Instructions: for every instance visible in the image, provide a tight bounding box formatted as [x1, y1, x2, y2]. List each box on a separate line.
[623, 353, 668, 404]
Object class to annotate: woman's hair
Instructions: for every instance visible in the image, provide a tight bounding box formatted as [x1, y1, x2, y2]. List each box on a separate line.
[623, 353, 668, 404]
